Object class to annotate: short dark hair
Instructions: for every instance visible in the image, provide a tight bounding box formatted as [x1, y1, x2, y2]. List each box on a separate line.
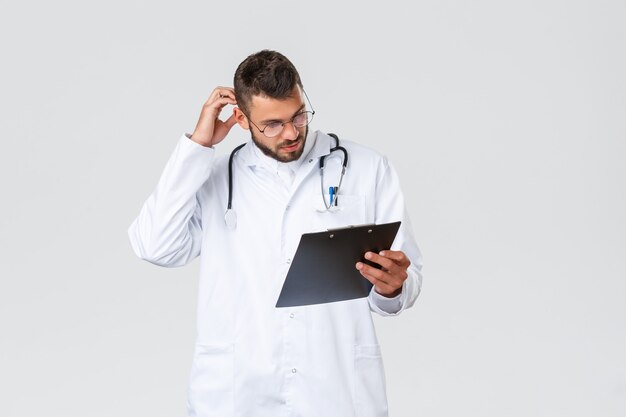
[234, 50, 303, 115]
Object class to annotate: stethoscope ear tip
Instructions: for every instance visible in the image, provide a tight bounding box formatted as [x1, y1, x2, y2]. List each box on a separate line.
[224, 209, 237, 229]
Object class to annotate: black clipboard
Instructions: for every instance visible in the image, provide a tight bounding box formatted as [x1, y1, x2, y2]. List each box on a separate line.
[275, 221, 401, 307]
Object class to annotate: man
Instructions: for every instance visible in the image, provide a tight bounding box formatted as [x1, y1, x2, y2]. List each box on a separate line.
[128, 50, 423, 417]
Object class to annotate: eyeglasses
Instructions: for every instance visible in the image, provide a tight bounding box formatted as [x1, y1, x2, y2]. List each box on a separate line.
[244, 89, 316, 138]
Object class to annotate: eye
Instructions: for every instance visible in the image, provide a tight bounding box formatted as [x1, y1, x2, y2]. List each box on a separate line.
[265, 121, 282, 130]
[293, 112, 307, 125]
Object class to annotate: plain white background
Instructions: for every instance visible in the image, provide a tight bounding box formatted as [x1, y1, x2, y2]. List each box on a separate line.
[1, 0, 625, 416]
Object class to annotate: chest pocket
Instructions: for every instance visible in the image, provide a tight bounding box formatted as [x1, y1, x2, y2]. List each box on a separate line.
[308, 193, 367, 232]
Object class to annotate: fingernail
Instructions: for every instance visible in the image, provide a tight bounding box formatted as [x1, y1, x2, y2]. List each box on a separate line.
[356, 262, 362, 270]
[365, 252, 372, 259]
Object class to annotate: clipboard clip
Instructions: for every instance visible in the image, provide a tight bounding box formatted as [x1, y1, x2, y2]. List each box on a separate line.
[326, 223, 376, 232]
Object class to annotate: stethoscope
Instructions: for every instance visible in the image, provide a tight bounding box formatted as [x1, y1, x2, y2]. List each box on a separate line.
[224, 133, 348, 229]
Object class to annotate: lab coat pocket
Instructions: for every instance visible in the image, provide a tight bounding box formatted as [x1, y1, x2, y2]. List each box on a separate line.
[187, 343, 234, 417]
[354, 344, 389, 417]
[311, 194, 366, 231]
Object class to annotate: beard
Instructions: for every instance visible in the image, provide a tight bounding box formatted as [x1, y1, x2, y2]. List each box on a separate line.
[251, 125, 308, 163]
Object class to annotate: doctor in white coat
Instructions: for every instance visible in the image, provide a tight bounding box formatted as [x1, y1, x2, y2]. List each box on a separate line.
[128, 50, 423, 417]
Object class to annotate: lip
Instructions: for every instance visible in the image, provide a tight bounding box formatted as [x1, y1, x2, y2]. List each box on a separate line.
[281, 140, 301, 152]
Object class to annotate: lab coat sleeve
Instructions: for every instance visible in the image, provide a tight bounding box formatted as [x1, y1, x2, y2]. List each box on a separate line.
[128, 134, 215, 267]
[367, 156, 423, 316]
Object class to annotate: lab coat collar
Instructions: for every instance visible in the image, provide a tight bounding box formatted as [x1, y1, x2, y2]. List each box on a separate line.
[306, 129, 333, 161]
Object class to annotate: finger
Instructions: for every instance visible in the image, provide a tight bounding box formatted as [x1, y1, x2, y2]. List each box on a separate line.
[214, 87, 236, 100]
[215, 96, 237, 107]
[204, 89, 236, 107]
[213, 113, 238, 139]
[204, 96, 237, 115]
[356, 262, 392, 284]
[201, 97, 237, 118]
[217, 91, 236, 100]
[223, 113, 237, 129]
[363, 252, 407, 285]
[379, 250, 411, 268]
[364, 251, 396, 271]
[357, 267, 398, 295]
[357, 261, 407, 286]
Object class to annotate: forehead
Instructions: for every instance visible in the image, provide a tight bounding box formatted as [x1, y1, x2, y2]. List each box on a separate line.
[248, 86, 304, 120]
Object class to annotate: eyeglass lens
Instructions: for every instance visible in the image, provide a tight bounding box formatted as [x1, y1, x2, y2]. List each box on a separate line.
[264, 111, 313, 137]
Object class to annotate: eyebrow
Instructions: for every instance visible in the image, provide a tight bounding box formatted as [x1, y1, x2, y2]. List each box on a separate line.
[259, 104, 306, 125]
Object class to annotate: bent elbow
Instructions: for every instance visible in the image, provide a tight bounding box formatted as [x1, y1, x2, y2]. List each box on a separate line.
[127, 223, 194, 268]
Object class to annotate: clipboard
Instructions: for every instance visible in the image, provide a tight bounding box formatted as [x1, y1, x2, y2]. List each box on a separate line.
[275, 221, 401, 308]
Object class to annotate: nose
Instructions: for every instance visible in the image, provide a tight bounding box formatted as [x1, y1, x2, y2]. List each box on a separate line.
[282, 121, 299, 140]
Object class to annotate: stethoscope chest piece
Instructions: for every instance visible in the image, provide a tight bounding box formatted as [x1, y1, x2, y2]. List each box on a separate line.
[224, 209, 237, 229]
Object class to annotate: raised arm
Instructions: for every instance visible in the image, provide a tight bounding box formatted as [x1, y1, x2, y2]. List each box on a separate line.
[128, 87, 238, 267]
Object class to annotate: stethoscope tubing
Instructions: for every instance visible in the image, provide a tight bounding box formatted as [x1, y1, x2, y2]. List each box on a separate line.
[225, 133, 347, 228]
[227, 143, 246, 211]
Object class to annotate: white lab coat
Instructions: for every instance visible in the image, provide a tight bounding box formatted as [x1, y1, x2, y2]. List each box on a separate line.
[128, 129, 423, 417]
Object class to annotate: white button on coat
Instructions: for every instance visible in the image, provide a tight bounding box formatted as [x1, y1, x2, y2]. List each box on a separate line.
[128, 130, 423, 417]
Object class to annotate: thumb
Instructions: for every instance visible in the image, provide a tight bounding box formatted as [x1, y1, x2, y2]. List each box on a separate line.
[224, 113, 237, 129]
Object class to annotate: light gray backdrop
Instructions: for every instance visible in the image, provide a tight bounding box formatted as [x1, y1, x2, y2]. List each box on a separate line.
[1, 0, 624, 416]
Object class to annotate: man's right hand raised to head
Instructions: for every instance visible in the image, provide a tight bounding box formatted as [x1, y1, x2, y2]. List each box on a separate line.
[190, 86, 238, 148]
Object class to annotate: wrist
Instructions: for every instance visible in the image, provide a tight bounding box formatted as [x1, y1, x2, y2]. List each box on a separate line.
[189, 132, 213, 148]
[376, 288, 402, 298]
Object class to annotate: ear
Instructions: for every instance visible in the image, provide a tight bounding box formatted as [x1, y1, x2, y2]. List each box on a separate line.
[233, 107, 250, 130]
